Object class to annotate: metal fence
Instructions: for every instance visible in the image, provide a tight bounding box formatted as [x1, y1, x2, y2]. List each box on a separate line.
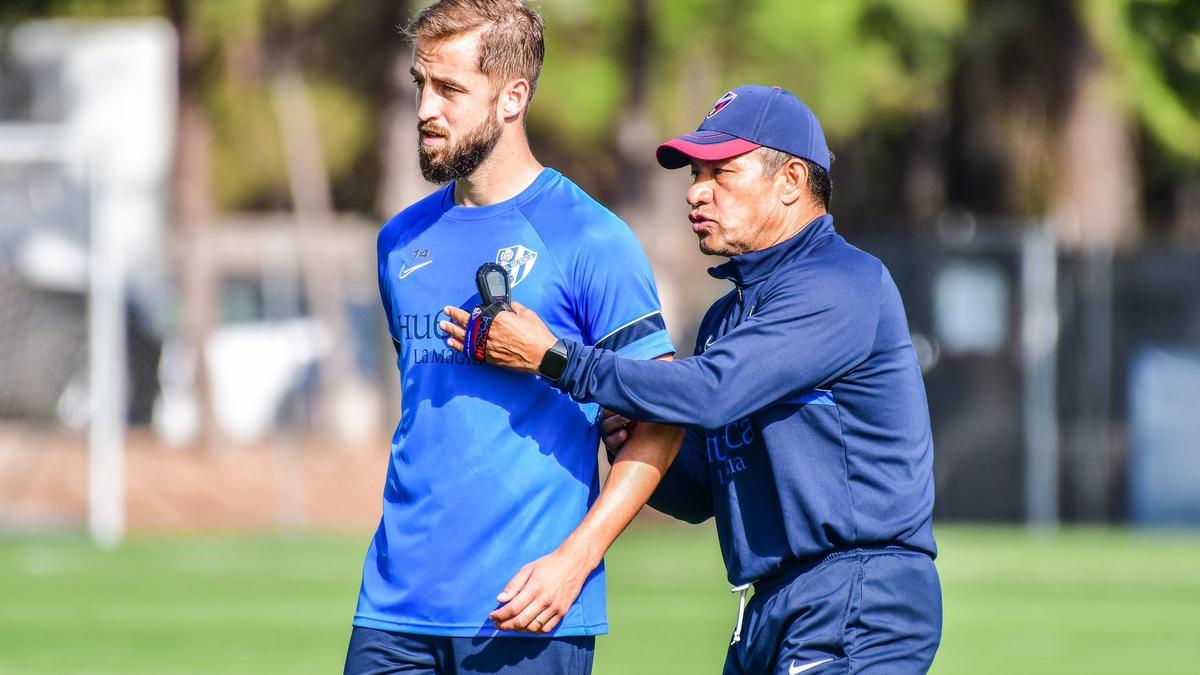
[865, 228, 1200, 525]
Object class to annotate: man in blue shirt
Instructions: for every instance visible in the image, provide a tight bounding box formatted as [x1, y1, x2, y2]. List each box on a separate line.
[445, 85, 942, 673]
[344, 2, 675, 674]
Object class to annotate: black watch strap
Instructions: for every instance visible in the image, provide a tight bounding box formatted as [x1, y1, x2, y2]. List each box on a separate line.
[538, 338, 570, 381]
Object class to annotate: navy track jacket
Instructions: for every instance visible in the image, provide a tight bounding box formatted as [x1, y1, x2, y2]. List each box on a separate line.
[554, 215, 937, 586]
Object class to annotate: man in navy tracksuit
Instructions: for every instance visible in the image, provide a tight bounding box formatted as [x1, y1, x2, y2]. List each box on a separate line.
[444, 84, 941, 673]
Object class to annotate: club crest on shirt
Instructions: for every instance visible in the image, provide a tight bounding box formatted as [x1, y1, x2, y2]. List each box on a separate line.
[496, 244, 538, 287]
[706, 91, 738, 119]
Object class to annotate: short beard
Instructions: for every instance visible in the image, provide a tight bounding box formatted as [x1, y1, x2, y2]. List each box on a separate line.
[698, 235, 750, 257]
[418, 114, 503, 184]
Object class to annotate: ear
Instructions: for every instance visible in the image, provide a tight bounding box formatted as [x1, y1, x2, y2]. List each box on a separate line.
[778, 158, 808, 206]
[498, 78, 531, 121]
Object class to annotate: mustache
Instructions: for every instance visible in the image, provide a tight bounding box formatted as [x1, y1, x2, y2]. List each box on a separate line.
[418, 122, 449, 137]
[417, 113, 502, 184]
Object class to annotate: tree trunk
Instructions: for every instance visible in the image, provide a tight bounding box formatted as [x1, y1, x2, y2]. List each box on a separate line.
[165, 0, 219, 447]
[376, 0, 426, 219]
[613, 0, 654, 212]
[1051, 56, 1138, 250]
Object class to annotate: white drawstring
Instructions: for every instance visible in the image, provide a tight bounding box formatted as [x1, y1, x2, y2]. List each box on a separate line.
[730, 583, 752, 645]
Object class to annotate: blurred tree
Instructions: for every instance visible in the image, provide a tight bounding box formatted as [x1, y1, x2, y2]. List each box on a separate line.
[369, 0, 423, 218]
[523, 0, 628, 202]
[613, 0, 654, 202]
[165, 0, 219, 444]
[643, 0, 965, 232]
[1108, 0, 1200, 161]
[944, 0, 1138, 248]
[0, 0, 155, 22]
[932, 0, 1200, 245]
[5, 0, 1198, 240]
[1096, 0, 1200, 243]
[194, 0, 371, 213]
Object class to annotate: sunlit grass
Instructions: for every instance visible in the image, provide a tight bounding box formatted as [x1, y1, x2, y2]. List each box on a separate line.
[1, 525, 1198, 674]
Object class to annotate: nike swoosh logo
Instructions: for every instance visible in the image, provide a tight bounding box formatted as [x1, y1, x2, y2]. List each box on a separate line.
[789, 659, 833, 674]
[398, 260, 433, 279]
[704, 335, 715, 350]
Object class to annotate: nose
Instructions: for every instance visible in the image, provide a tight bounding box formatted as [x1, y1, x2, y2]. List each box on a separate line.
[416, 88, 441, 123]
[686, 178, 712, 209]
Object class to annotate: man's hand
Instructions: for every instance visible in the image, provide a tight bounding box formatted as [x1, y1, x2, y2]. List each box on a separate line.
[487, 539, 595, 634]
[489, 420, 683, 634]
[442, 302, 556, 374]
[600, 409, 634, 460]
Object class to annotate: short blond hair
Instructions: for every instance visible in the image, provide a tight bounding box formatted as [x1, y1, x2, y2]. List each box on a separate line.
[405, 0, 545, 103]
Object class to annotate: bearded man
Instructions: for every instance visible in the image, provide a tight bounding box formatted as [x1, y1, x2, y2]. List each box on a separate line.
[343, 2, 676, 674]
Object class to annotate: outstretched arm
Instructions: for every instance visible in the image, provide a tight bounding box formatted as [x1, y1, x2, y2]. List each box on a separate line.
[443, 267, 879, 429]
[486, 418, 684, 633]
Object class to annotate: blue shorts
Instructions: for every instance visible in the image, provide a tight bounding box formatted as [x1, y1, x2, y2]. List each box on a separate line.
[724, 547, 942, 675]
[343, 626, 595, 675]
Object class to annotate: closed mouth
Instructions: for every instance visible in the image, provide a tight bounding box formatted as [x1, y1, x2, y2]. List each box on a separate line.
[689, 214, 716, 233]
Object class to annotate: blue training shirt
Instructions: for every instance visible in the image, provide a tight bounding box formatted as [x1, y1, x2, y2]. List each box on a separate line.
[553, 215, 937, 586]
[354, 168, 675, 637]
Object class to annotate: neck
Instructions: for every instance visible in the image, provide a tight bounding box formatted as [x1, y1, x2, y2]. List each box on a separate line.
[754, 205, 826, 252]
[454, 127, 544, 207]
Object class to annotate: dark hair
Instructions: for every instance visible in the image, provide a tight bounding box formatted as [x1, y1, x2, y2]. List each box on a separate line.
[758, 147, 834, 210]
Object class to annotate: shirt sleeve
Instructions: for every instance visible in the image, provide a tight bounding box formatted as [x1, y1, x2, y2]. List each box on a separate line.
[646, 429, 714, 524]
[554, 265, 882, 429]
[377, 222, 399, 345]
[572, 223, 675, 360]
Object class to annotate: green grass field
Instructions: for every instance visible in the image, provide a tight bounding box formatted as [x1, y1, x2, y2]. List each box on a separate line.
[1, 525, 1198, 674]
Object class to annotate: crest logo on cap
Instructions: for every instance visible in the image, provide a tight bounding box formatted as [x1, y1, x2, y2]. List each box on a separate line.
[706, 91, 738, 119]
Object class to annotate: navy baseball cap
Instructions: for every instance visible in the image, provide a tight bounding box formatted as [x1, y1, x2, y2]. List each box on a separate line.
[656, 84, 831, 172]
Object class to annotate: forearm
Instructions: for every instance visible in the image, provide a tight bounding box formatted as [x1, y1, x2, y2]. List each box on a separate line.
[558, 342, 738, 428]
[557, 423, 685, 569]
[646, 430, 715, 523]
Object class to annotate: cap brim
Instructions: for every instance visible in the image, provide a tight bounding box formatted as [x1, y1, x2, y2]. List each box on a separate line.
[655, 131, 761, 169]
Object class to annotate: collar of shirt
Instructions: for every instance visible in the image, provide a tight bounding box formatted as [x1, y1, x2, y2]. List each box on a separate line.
[708, 213, 836, 286]
[437, 167, 558, 221]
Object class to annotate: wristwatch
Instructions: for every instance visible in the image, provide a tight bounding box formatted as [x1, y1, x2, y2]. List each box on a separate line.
[538, 338, 569, 381]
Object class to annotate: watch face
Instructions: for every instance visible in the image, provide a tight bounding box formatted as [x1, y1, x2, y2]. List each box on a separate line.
[476, 263, 511, 305]
[482, 269, 508, 302]
[540, 342, 569, 380]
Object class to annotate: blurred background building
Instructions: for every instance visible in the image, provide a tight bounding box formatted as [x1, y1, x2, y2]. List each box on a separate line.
[1, 0, 1198, 540]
